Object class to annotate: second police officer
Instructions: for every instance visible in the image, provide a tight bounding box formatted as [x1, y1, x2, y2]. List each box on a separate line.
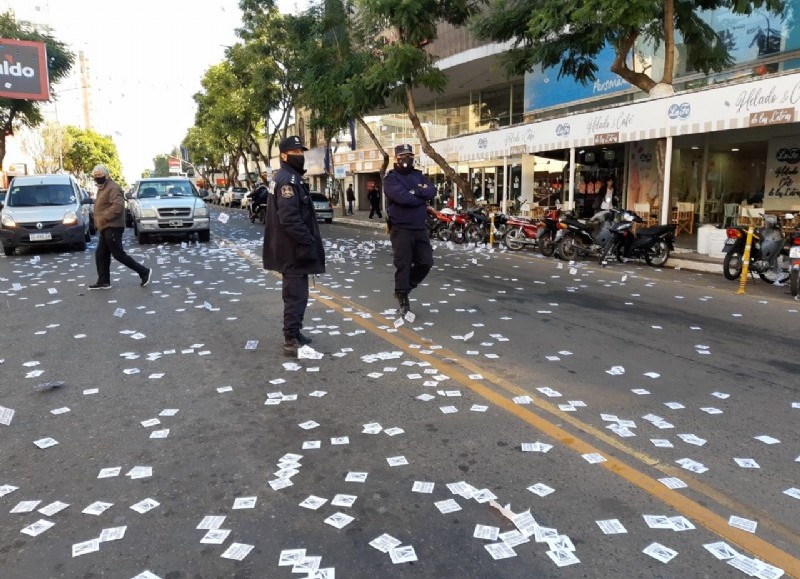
[262, 136, 326, 357]
[383, 144, 436, 316]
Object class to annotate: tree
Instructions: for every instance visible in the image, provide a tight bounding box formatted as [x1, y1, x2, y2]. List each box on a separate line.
[62, 127, 125, 187]
[152, 154, 170, 177]
[183, 126, 226, 187]
[0, 11, 75, 168]
[18, 121, 70, 173]
[472, 0, 783, 209]
[355, 0, 479, 205]
[473, 0, 782, 94]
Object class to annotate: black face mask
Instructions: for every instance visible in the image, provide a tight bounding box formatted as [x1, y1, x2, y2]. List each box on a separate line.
[94, 176, 107, 185]
[395, 158, 414, 175]
[284, 154, 305, 173]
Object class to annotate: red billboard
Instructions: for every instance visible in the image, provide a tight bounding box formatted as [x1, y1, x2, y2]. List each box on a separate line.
[0, 38, 50, 100]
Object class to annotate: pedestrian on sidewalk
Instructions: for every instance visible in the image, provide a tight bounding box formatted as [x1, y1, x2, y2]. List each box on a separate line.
[89, 164, 151, 290]
[383, 144, 435, 316]
[346, 184, 355, 215]
[262, 136, 326, 357]
[368, 182, 382, 219]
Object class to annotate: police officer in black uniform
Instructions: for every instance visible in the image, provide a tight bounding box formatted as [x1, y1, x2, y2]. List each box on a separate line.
[262, 136, 326, 357]
[384, 144, 436, 316]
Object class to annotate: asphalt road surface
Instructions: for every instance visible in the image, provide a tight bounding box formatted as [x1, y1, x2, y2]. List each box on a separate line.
[0, 205, 798, 579]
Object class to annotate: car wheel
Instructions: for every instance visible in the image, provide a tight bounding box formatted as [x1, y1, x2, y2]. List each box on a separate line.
[137, 232, 149, 244]
[85, 227, 91, 242]
[198, 230, 210, 242]
[2, 244, 14, 256]
[325, 218, 332, 224]
[75, 240, 87, 251]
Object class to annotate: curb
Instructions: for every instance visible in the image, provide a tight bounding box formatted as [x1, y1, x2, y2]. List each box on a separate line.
[333, 217, 723, 275]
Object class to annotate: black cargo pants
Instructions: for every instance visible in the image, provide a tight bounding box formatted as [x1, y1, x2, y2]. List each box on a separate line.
[282, 274, 309, 339]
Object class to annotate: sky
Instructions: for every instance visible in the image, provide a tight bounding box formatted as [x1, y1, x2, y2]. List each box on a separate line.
[5, 0, 307, 183]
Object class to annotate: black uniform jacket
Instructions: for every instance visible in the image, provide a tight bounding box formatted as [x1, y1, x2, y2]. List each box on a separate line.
[262, 164, 326, 275]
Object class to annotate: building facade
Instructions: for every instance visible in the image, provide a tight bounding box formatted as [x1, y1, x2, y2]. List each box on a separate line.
[326, 2, 800, 222]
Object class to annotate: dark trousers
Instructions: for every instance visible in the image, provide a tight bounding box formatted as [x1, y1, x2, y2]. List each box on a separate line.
[282, 274, 309, 339]
[390, 227, 433, 293]
[347, 200, 354, 214]
[369, 200, 382, 219]
[95, 227, 147, 283]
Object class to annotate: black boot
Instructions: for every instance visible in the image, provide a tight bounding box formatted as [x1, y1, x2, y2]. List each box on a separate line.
[296, 333, 312, 345]
[395, 291, 410, 316]
[283, 337, 301, 357]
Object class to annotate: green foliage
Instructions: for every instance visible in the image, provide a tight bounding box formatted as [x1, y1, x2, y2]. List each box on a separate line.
[152, 154, 170, 177]
[0, 11, 75, 166]
[62, 126, 125, 186]
[472, 0, 784, 91]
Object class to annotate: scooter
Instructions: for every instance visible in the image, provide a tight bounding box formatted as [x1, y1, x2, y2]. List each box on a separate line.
[556, 210, 615, 261]
[722, 214, 790, 284]
[599, 208, 677, 267]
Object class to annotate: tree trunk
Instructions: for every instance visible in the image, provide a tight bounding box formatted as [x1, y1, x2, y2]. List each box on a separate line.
[610, 32, 657, 93]
[357, 115, 389, 180]
[404, 83, 472, 207]
[0, 109, 16, 171]
[661, 0, 676, 85]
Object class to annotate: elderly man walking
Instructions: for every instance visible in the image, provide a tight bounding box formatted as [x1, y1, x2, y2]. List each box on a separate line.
[88, 164, 152, 290]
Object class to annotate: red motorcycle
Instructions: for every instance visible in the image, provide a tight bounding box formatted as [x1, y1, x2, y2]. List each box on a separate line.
[504, 215, 541, 251]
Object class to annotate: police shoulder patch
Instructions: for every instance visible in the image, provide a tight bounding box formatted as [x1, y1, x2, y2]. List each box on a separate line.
[281, 185, 295, 198]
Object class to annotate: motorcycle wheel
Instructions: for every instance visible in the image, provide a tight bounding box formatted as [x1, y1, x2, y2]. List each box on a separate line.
[538, 231, 555, 257]
[438, 226, 453, 242]
[723, 251, 743, 280]
[758, 255, 790, 284]
[504, 228, 524, 251]
[557, 236, 577, 260]
[791, 269, 800, 297]
[493, 224, 507, 241]
[644, 240, 671, 267]
[465, 224, 483, 244]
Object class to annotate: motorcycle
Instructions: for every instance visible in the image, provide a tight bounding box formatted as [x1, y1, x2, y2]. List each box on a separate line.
[599, 208, 677, 267]
[464, 207, 509, 243]
[504, 215, 541, 251]
[788, 228, 800, 297]
[249, 202, 266, 224]
[722, 214, 790, 284]
[555, 210, 615, 261]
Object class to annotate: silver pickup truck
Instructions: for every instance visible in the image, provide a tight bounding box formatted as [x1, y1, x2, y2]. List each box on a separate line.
[126, 177, 210, 244]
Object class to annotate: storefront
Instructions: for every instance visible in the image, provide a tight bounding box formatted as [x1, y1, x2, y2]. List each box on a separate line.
[418, 72, 800, 222]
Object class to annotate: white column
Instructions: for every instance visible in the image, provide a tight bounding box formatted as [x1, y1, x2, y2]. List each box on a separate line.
[660, 136, 674, 225]
[700, 134, 710, 221]
[502, 156, 509, 214]
[568, 147, 576, 210]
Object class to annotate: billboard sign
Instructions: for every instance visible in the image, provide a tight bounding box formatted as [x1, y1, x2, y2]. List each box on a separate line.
[168, 158, 182, 174]
[0, 38, 50, 100]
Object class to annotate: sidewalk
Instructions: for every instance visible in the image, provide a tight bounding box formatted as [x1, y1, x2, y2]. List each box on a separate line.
[331, 209, 723, 275]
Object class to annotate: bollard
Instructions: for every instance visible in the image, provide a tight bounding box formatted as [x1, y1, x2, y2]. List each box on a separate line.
[489, 213, 495, 246]
[736, 226, 755, 294]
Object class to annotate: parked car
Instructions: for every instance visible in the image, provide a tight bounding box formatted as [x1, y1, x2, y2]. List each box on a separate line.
[208, 188, 223, 205]
[222, 186, 248, 207]
[126, 177, 210, 244]
[0, 174, 93, 256]
[80, 188, 96, 235]
[310, 191, 334, 223]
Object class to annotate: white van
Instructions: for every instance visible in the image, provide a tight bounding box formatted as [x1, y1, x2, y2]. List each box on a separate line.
[0, 174, 93, 256]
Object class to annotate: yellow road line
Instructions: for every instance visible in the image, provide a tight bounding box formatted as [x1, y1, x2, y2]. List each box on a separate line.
[231, 243, 800, 576]
[309, 290, 800, 576]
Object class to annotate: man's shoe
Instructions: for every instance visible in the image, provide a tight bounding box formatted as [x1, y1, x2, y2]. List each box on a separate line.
[140, 268, 152, 287]
[296, 333, 313, 346]
[283, 337, 301, 357]
[88, 282, 112, 290]
[395, 291, 410, 316]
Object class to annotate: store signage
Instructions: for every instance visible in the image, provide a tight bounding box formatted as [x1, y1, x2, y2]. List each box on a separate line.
[749, 107, 795, 127]
[509, 145, 527, 155]
[555, 123, 570, 136]
[446, 152, 459, 162]
[0, 38, 50, 100]
[667, 103, 691, 120]
[168, 158, 181, 174]
[594, 132, 619, 145]
[764, 135, 800, 209]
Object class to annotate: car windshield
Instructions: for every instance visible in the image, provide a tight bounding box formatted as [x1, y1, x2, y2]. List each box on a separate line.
[137, 181, 197, 198]
[232, 187, 248, 194]
[6, 184, 76, 207]
[310, 193, 329, 203]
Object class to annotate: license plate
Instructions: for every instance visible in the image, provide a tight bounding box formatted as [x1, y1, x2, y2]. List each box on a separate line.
[790, 246, 800, 258]
[168, 220, 183, 227]
[30, 232, 52, 241]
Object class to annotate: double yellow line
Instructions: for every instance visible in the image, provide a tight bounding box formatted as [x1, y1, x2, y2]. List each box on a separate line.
[228, 239, 800, 576]
[309, 289, 800, 577]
